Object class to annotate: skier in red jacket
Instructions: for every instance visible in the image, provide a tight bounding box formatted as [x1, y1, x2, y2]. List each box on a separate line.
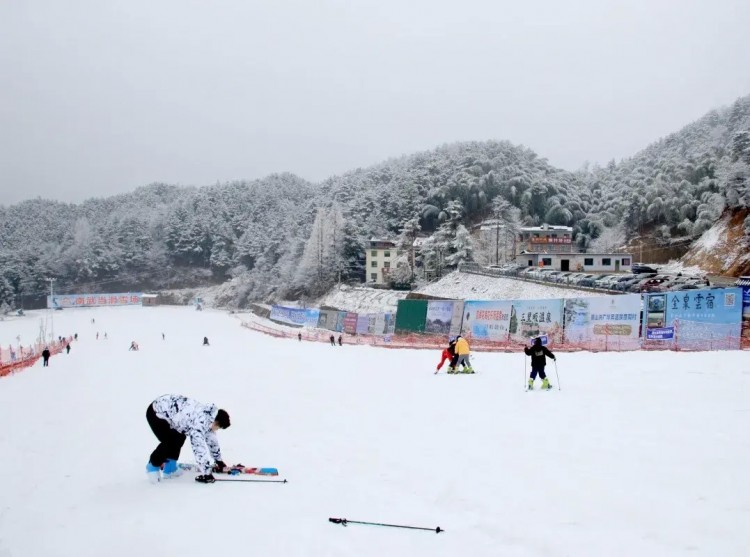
[435, 337, 457, 374]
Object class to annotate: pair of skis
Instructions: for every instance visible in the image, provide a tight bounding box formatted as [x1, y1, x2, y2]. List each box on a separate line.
[178, 462, 287, 483]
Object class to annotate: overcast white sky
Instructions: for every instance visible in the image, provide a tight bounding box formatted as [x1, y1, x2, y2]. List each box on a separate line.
[1, 0, 749, 205]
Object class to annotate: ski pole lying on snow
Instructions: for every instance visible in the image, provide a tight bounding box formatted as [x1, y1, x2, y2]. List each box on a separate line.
[214, 477, 288, 483]
[554, 359, 561, 391]
[329, 517, 442, 533]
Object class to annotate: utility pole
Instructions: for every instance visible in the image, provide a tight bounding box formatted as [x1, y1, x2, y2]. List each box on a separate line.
[46, 277, 56, 342]
[495, 221, 500, 265]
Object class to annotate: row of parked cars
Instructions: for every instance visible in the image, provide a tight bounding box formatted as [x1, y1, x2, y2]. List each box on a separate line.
[487, 263, 711, 293]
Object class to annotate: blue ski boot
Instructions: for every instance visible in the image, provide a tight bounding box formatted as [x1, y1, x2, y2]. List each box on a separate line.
[146, 461, 162, 484]
[162, 459, 183, 479]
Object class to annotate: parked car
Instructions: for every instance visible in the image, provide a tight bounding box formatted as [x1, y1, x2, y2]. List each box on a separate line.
[579, 275, 603, 287]
[632, 263, 659, 274]
[641, 275, 671, 292]
[615, 273, 655, 291]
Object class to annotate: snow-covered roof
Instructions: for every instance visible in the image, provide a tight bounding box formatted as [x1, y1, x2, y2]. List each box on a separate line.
[520, 224, 573, 233]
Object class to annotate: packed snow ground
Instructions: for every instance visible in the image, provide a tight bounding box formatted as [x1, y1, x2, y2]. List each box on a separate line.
[1, 306, 749, 557]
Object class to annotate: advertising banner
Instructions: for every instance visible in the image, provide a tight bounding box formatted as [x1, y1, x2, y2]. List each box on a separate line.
[385, 313, 396, 334]
[317, 310, 339, 331]
[270, 305, 306, 326]
[48, 293, 142, 309]
[425, 301, 454, 334]
[356, 314, 371, 335]
[343, 312, 358, 334]
[335, 312, 347, 333]
[509, 299, 564, 345]
[564, 295, 642, 349]
[372, 313, 386, 335]
[643, 288, 742, 349]
[461, 300, 513, 341]
[449, 301, 465, 336]
[742, 287, 750, 341]
[304, 309, 320, 328]
[646, 327, 674, 340]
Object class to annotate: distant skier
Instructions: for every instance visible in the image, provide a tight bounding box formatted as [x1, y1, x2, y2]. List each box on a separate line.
[453, 335, 474, 373]
[42, 347, 50, 366]
[435, 338, 457, 374]
[96, 332, 99, 340]
[74, 333, 78, 340]
[129, 341, 139, 351]
[203, 336, 210, 346]
[524, 337, 556, 390]
[162, 332, 165, 340]
[330, 334, 335, 346]
[65, 343, 71, 354]
[145, 394, 231, 484]
[337, 335, 343, 346]
[298, 332, 302, 342]
[104, 332, 108, 340]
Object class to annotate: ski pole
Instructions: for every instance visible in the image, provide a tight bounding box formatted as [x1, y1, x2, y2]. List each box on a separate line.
[213, 477, 288, 483]
[554, 359, 561, 391]
[523, 353, 527, 391]
[329, 517, 442, 533]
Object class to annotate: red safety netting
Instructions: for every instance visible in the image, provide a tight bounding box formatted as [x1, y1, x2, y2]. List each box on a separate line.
[0, 337, 71, 378]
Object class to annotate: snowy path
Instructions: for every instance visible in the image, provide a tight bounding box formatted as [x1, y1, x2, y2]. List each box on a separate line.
[0, 306, 749, 556]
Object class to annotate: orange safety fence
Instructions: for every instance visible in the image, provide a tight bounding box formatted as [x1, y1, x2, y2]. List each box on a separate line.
[0, 337, 72, 378]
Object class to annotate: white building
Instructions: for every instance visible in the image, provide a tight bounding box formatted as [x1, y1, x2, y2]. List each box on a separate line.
[365, 239, 400, 285]
[516, 252, 633, 273]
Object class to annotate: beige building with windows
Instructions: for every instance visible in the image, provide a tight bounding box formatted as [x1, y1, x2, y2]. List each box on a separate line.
[365, 239, 399, 285]
[518, 224, 576, 253]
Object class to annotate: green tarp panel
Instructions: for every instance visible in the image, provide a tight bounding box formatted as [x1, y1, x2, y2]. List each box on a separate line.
[395, 299, 428, 333]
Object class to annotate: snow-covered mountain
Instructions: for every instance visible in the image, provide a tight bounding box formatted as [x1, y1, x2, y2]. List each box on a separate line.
[1, 94, 749, 311]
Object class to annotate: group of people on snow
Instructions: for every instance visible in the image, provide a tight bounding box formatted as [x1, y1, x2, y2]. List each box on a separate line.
[435, 335, 474, 374]
[436, 334, 556, 389]
[329, 334, 343, 346]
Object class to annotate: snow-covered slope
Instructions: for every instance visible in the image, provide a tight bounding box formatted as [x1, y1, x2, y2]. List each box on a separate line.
[1, 306, 748, 556]
[415, 270, 607, 300]
[315, 285, 410, 313]
[682, 210, 750, 276]
[312, 272, 607, 313]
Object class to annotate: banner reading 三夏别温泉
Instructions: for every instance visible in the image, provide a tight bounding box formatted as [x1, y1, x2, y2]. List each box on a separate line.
[48, 293, 142, 308]
[509, 299, 564, 345]
[564, 295, 641, 350]
[642, 288, 743, 350]
[461, 300, 513, 342]
[270, 305, 307, 326]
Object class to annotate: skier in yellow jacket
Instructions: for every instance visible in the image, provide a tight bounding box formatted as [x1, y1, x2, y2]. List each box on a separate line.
[449, 335, 474, 374]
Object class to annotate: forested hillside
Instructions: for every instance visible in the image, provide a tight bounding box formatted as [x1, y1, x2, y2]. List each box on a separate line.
[1, 95, 749, 311]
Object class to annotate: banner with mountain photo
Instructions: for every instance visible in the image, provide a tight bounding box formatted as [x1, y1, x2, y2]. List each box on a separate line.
[509, 299, 564, 345]
[564, 295, 642, 350]
[424, 300, 464, 335]
[643, 287, 743, 350]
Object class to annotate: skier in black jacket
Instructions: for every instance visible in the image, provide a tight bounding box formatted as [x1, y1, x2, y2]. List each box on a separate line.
[524, 337, 556, 390]
[42, 347, 51, 367]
